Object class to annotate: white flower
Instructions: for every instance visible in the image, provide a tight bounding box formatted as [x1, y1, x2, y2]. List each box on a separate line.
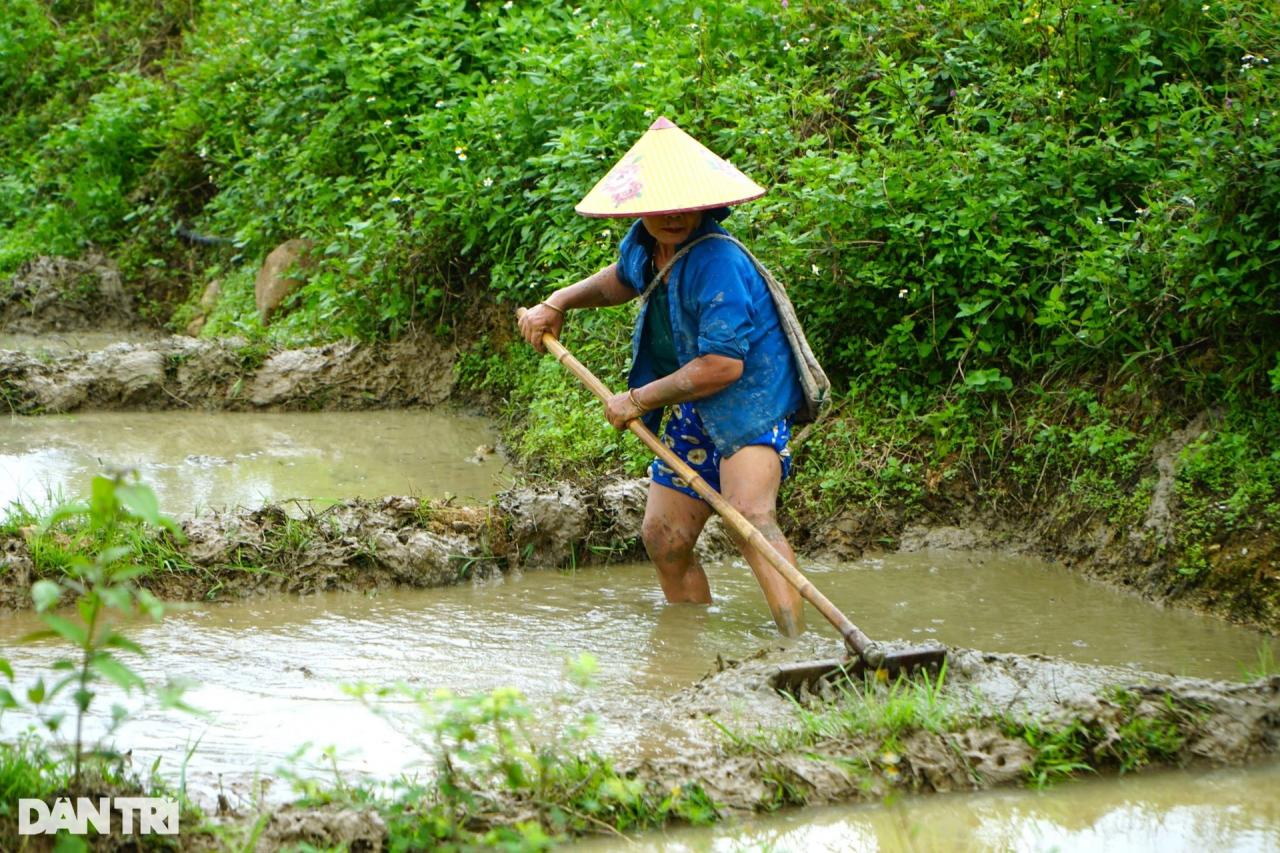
[482, 177, 493, 187]
[366, 95, 376, 102]
[643, 107, 654, 117]
[1201, 3, 1209, 9]
[633, 61, 646, 68]
[458, 153, 467, 161]
[435, 100, 445, 108]
[383, 119, 392, 127]
[390, 196, 402, 203]
[898, 288, 908, 299]
[782, 40, 792, 51]
[503, 0, 513, 8]
[811, 264, 820, 274]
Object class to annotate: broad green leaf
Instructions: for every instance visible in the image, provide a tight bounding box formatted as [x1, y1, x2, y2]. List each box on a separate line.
[101, 631, 145, 655]
[136, 589, 165, 620]
[26, 678, 46, 704]
[30, 579, 62, 612]
[98, 545, 134, 567]
[116, 482, 164, 526]
[39, 614, 89, 646]
[91, 475, 118, 520]
[19, 629, 58, 644]
[0, 658, 12, 681]
[90, 652, 145, 691]
[0, 686, 18, 709]
[99, 585, 132, 612]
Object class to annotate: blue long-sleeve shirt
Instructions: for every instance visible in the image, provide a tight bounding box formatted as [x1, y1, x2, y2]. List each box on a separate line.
[617, 214, 803, 456]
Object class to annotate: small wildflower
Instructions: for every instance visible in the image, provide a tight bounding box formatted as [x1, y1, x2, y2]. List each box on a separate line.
[898, 288, 908, 299]
[644, 107, 655, 117]
[458, 153, 467, 161]
[390, 196, 403, 203]
[482, 177, 493, 187]
[435, 100, 445, 108]
[383, 119, 392, 127]
[503, 0, 513, 8]
[799, 36, 810, 44]
[1099, 96, 1107, 102]
[782, 40, 792, 51]
[1201, 2, 1209, 9]
[781, 0, 789, 8]
[366, 95, 376, 102]
[600, 229, 610, 238]
[811, 264, 820, 275]
[633, 61, 646, 68]
[455, 145, 468, 162]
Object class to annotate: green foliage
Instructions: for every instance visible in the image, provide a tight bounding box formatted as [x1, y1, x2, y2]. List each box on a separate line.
[725, 665, 956, 759]
[8, 473, 194, 786]
[4, 0, 1274, 387]
[1242, 639, 1276, 682]
[1172, 402, 1280, 578]
[337, 655, 718, 848]
[1010, 688, 1188, 787]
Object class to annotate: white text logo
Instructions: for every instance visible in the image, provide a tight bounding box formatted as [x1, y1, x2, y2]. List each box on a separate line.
[18, 797, 179, 835]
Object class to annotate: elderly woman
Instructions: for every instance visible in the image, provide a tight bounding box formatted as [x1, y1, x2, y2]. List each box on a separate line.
[518, 118, 810, 637]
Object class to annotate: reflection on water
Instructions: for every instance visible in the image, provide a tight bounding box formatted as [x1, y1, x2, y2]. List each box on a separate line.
[0, 330, 162, 356]
[0, 409, 508, 513]
[585, 762, 1280, 852]
[0, 552, 1270, 804]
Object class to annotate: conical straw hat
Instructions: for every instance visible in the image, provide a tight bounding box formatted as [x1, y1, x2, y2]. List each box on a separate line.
[575, 117, 766, 218]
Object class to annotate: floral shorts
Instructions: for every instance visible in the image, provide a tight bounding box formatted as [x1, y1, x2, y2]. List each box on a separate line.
[649, 402, 793, 501]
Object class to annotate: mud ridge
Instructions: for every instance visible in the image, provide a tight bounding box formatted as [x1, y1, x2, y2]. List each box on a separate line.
[0, 481, 655, 610]
[240, 643, 1280, 849]
[631, 643, 1280, 812]
[0, 334, 456, 413]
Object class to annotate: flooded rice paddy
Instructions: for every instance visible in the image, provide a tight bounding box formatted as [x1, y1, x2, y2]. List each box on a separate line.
[0, 551, 1270, 806]
[1, 409, 508, 512]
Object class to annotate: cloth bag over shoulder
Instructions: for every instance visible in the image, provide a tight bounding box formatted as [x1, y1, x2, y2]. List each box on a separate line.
[642, 233, 831, 424]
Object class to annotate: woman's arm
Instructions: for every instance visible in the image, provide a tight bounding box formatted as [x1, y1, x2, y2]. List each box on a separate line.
[603, 354, 743, 429]
[519, 263, 634, 352]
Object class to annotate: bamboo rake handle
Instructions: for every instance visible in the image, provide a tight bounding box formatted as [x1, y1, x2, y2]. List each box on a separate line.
[516, 308, 876, 658]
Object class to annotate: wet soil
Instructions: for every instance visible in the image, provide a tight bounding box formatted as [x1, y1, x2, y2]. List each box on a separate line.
[0, 483, 651, 611]
[0, 333, 457, 413]
[635, 643, 1280, 812]
[0, 253, 135, 333]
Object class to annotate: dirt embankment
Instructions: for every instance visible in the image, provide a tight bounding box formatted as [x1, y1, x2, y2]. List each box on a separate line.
[638, 643, 1280, 811]
[0, 334, 457, 414]
[246, 642, 1280, 850]
[0, 482, 669, 612]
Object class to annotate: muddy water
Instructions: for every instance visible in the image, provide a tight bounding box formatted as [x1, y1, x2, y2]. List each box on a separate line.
[0, 410, 508, 513]
[0, 330, 162, 356]
[585, 762, 1280, 852]
[0, 551, 1270, 805]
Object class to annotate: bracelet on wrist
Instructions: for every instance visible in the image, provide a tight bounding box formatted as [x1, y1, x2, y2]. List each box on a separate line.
[628, 388, 650, 414]
[539, 300, 566, 316]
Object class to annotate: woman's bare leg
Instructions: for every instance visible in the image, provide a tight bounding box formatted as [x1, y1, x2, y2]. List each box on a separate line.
[720, 445, 805, 637]
[641, 481, 715, 603]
